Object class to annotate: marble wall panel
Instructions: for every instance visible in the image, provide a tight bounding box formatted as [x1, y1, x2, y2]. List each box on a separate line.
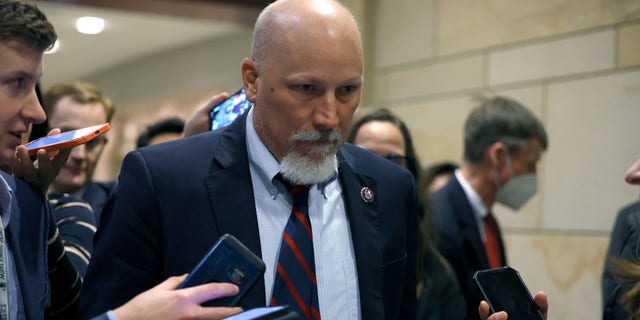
[618, 23, 640, 68]
[438, 0, 640, 55]
[391, 97, 473, 168]
[488, 30, 615, 86]
[543, 70, 640, 231]
[506, 234, 609, 319]
[373, 0, 435, 68]
[373, 55, 483, 103]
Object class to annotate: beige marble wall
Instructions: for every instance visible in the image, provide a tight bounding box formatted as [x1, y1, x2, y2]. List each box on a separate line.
[437, 0, 640, 56]
[369, 0, 640, 317]
[619, 23, 640, 68]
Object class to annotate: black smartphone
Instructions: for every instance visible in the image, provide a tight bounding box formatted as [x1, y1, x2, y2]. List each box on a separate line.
[178, 234, 265, 307]
[473, 266, 544, 320]
[209, 88, 253, 131]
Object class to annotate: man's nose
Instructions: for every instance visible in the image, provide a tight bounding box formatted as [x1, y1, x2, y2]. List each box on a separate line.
[313, 93, 339, 130]
[70, 144, 87, 158]
[22, 90, 46, 125]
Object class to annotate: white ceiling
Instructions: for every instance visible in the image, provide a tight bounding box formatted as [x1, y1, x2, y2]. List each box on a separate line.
[36, 1, 246, 87]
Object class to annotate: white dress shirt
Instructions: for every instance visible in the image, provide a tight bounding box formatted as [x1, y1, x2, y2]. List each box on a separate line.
[246, 109, 361, 319]
[454, 169, 491, 242]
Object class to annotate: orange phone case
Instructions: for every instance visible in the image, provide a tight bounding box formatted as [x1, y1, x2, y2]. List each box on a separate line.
[23, 123, 110, 156]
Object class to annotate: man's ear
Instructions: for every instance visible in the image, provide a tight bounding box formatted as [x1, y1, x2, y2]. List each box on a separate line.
[241, 58, 258, 103]
[487, 141, 507, 169]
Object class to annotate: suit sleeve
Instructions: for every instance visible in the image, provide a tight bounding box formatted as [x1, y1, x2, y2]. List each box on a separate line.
[79, 151, 163, 319]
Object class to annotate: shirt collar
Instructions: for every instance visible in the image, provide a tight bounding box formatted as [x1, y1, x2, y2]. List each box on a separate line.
[455, 169, 489, 218]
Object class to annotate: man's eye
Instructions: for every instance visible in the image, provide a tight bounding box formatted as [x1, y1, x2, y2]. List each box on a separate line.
[298, 84, 314, 92]
[13, 78, 24, 89]
[342, 85, 357, 93]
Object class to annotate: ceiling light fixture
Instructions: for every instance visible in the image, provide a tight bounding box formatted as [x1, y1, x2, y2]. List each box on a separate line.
[45, 39, 60, 54]
[76, 16, 105, 35]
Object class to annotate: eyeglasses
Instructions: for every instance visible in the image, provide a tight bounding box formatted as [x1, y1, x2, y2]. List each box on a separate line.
[384, 154, 408, 168]
[84, 136, 107, 151]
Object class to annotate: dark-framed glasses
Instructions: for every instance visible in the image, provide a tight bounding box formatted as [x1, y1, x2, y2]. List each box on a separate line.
[384, 154, 408, 168]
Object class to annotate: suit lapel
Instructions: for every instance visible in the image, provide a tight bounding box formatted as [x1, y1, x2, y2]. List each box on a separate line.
[450, 178, 490, 268]
[203, 112, 265, 306]
[337, 149, 385, 319]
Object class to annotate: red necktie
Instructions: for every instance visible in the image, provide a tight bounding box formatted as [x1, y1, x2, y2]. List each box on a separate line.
[270, 179, 320, 320]
[483, 212, 503, 268]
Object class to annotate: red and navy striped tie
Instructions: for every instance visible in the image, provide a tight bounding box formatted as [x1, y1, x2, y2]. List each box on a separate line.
[270, 179, 320, 320]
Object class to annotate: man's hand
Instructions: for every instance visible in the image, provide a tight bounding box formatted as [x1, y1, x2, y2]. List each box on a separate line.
[113, 274, 242, 320]
[12, 128, 71, 195]
[479, 291, 548, 320]
[183, 93, 230, 137]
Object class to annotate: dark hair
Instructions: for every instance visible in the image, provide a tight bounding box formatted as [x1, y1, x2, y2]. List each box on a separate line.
[136, 118, 185, 148]
[0, 0, 57, 51]
[347, 108, 422, 182]
[422, 161, 458, 193]
[464, 96, 548, 164]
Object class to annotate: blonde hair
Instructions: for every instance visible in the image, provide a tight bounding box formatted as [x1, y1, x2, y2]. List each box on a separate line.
[610, 257, 640, 319]
[43, 82, 115, 122]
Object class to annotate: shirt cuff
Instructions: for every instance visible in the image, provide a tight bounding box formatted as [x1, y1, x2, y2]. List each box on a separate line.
[106, 310, 118, 320]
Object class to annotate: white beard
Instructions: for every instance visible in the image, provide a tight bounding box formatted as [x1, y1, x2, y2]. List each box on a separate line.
[279, 130, 341, 185]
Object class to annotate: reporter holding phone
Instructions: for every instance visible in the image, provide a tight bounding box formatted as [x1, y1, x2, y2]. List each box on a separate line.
[479, 291, 548, 320]
[0, 1, 245, 319]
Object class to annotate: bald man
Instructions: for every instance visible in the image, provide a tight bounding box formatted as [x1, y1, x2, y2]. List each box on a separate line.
[79, 1, 417, 319]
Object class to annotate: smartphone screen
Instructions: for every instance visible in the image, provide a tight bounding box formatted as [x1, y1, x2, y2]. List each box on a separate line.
[222, 306, 291, 320]
[210, 88, 252, 131]
[178, 234, 265, 307]
[23, 123, 110, 156]
[473, 266, 544, 320]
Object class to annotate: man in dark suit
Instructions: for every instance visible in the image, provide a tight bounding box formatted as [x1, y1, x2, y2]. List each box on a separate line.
[79, 0, 418, 319]
[431, 96, 548, 320]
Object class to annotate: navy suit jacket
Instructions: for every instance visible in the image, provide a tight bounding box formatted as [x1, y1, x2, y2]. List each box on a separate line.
[79, 112, 418, 320]
[82, 181, 116, 225]
[431, 176, 506, 320]
[1, 171, 50, 320]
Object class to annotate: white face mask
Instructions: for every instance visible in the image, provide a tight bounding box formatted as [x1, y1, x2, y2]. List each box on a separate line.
[494, 155, 537, 211]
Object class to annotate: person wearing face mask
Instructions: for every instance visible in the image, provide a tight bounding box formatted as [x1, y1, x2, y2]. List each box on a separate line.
[431, 95, 548, 320]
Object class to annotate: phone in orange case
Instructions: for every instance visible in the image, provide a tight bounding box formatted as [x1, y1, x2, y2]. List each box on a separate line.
[22, 123, 110, 156]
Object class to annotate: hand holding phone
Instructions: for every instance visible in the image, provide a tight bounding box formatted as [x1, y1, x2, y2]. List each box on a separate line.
[474, 266, 544, 320]
[209, 88, 252, 131]
[22, 123, 110, 156]
[179, 234, 265, 307]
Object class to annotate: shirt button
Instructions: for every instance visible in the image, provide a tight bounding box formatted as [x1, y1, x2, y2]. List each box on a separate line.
[269, 187, 278, 196]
